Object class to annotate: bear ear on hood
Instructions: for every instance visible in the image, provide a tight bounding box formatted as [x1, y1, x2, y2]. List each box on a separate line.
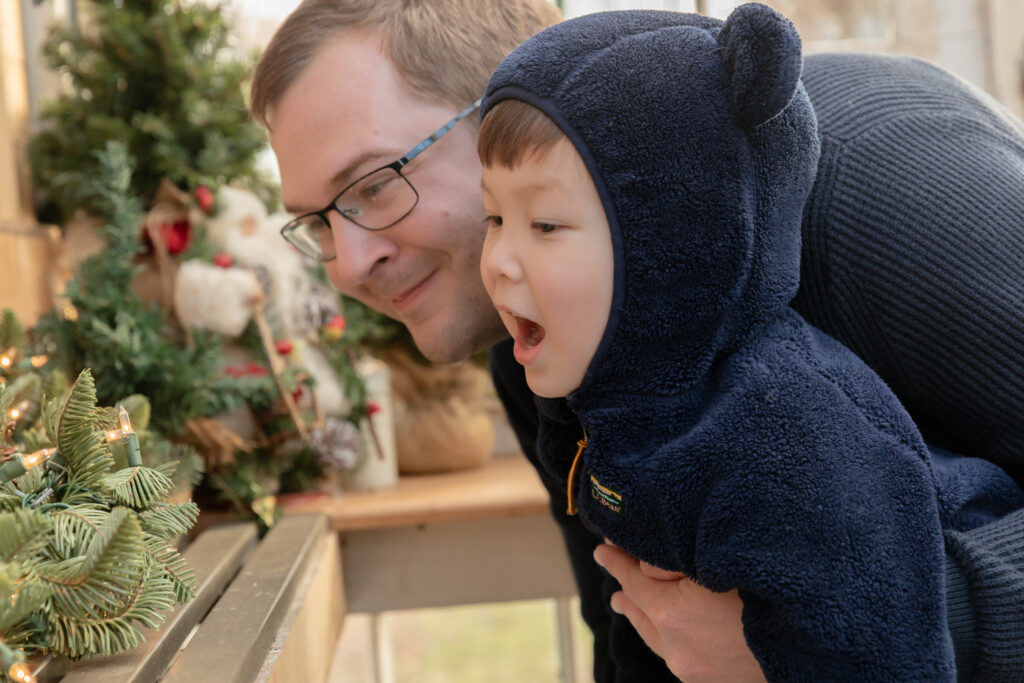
[717, 2, 803, 130]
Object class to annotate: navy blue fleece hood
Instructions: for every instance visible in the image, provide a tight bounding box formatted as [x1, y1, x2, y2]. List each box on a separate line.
[482, 6, 1024, 680]
[481, 4, 818, 408]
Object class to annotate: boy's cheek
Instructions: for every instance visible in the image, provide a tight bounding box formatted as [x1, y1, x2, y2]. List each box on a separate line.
[478, 236, 498, 298]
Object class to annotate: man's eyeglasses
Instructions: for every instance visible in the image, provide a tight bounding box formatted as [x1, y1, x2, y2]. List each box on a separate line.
[280, 99, 482, 262]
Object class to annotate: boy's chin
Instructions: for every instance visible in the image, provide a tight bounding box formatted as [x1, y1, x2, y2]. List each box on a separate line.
[525, 372, 579, 400]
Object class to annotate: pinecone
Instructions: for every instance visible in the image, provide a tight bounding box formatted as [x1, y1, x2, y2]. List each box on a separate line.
[305, 282, 341, 331]
[309, 417, 362, 473]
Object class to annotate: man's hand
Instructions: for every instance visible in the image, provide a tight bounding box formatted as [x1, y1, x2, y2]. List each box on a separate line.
[593, 543, 767, 683]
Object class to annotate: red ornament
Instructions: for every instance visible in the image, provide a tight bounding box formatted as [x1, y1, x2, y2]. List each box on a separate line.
[158, 219, 192, 255]
[323, 314, 347, 342]
[246, 361, 269, 376]
[212, 251, 233, 268]
[274, 339, 293, 356]
[292, 386, 305, 402]
[366, 400, 382, 417]
[194, 185, 215, 214]
[224, 361, 270, 378]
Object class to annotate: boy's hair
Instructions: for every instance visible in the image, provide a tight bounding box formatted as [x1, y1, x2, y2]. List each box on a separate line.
[478, 99, 566, 168]
[250, 0, 562, 129]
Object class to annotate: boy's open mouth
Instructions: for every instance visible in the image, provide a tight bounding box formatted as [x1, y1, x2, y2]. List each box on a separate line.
[511, 313, 546, 365]
[516, 315, 545, 348]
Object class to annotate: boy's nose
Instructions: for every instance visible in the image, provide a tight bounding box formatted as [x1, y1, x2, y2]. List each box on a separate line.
[482, 229, 525, 283]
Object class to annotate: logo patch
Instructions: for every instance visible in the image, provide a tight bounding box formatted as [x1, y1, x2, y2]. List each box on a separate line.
[590, 475, 623, 514]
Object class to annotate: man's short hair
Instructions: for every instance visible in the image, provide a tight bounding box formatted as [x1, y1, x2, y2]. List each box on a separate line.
[478, 99, 566, 168]
[250, 0, 562, 128]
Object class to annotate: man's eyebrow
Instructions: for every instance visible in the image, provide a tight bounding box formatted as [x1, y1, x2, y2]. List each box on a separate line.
[283, 149, 397, 214]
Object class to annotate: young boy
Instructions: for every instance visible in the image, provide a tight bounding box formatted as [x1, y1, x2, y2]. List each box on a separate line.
[477, 5, 1024, 680]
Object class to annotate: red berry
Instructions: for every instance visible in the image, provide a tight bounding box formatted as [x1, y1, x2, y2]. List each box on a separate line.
[274, 340, 293, 356]
[212, 251, 233, 268]
[194, 185, 215, 214]
[246, 361, 269, 376]
[327, 314, 346, 331]
[160, 219, 192, 255]
[366, 400, 382, 416]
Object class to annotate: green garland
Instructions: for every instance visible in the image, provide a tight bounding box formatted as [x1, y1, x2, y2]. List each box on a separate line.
[0, 370, 198, 679]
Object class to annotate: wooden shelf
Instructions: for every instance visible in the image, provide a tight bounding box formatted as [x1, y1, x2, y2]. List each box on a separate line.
[281, 454, 551, 531]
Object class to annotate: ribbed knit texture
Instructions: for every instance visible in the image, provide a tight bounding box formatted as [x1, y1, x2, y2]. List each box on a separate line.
[793, 53, 1024, 481]
[794, 53, 1024, 680]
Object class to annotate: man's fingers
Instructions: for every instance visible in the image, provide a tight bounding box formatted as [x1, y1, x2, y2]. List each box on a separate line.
[593, 542, 637, 580]
[639, 560, 687, 581]
[609, 590, 664, 653]
[595, 543, 683, 612]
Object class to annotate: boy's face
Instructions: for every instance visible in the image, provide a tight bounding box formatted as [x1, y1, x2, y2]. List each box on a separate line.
[480, 139, 614, 398]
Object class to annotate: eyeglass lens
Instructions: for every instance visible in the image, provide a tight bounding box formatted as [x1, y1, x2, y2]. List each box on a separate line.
[286, 167, 417, 261]
[337, 167, 416, 229]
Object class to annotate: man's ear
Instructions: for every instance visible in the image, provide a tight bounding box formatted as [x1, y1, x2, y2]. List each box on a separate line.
[716, 2, 803, 130]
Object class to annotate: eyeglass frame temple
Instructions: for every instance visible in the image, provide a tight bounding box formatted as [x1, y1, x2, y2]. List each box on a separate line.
[397, 98, 483, 168]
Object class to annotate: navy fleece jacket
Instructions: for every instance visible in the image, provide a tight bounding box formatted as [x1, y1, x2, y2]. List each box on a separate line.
[482, 6, 1024, 681]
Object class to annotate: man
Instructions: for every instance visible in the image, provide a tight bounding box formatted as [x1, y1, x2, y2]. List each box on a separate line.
[251, 1, 1024, 680]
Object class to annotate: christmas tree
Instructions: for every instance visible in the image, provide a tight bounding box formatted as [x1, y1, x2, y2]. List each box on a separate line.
[0, 369, 198, 681]
[35, 142, 236, 438]
[29, 0, 273, 224]
[25, 0, 404, 526]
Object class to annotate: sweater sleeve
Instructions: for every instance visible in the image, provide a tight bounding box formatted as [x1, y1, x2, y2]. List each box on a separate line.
[489, 339, 677, 682]
[796, 53, 1024, 681]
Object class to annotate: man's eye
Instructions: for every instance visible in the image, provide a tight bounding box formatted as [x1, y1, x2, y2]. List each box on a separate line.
[484, 215, 503, 228]
[360, 179, 389, 199]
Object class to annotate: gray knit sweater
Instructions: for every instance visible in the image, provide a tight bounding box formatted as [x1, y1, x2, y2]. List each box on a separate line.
[794, 53, 1024, 682]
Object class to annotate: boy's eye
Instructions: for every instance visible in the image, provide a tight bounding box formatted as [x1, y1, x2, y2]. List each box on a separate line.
[484, 214, 503, 228]
[534, 221, 560, 234]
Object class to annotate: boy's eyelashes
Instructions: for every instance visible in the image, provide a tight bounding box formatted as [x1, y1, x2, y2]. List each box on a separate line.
[481, 213, 563, 233]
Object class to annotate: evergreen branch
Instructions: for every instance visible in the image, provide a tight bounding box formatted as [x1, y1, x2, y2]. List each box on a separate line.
[48, 612, 145, 660]
[0, 579, 50, 633]
[0, 509, 51, 562]
[47, 370, 114, 493]
[48, 562, 177, 659]
[0, 309, 28, 351]
[50, 506, 107, 559]
[144, 536, 195, 604]
[139, 501, 198, 540]
[38, 508, 144, 620]
[102, 466, 173, 509]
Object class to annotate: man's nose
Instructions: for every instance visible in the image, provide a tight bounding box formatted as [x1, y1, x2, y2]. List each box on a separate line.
[327, 214, 398, 287]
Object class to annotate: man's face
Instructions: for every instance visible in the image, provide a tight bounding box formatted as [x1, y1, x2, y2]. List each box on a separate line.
[269, 32, 507, 363]
[480, 139, 614, 398]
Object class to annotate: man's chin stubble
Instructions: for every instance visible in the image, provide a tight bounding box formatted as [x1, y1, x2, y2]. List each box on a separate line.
[411, 318, 509, 364]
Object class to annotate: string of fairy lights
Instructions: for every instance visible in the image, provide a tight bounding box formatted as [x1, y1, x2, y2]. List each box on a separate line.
[1, 348, 149, 682]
